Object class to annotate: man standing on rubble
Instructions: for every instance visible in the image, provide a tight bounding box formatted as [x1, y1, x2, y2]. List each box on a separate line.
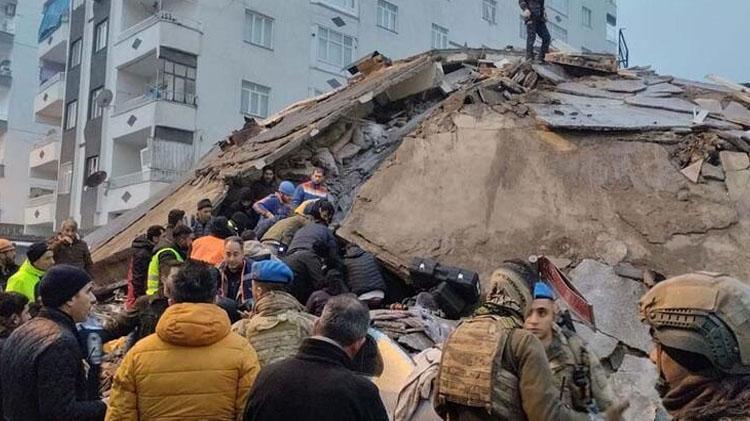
[191, 198, 214, 238]
[433, 260, 628, 421]
[292, 167, 332, 207]
[48, 218, 93, 274]
[146, 224, 193, 296]
[520, 0, 552, 63]
[524, 281, 615, 414]
[640, 273, 750, 419]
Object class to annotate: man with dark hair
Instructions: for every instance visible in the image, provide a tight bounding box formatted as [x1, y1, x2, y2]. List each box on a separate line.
[5, 242, 54, 302]
[217, 236, 253, 306]
[1, 265, 106, 420]
[106, 260, 260, 420]
[191, 198, 214, 238]
[48, 218, 93, 274]
[292, 167, 332, 207]
[244, 294, 388, 421]
[0, 240, 18, 291]
[233, 260, 315, 367]
[157, 209, 186, 249]
[287, 199, 337, 260]
[125, 225, 165, 309]
[147, 225, 192, 296]
[0, 292, 30, 348]
[191, 216, 234, 266]
[520, 0, 552, 63]
[251, 167, 278, 203]
[253, 181, 296, 238]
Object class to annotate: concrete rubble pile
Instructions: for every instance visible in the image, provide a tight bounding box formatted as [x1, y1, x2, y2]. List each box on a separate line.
[84, 48, 750, 420]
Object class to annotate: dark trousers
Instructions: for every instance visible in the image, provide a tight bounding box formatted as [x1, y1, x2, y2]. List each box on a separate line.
[526, 19, 551, 60]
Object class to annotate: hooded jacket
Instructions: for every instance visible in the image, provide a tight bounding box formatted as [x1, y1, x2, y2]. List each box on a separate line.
[105, 303, 261, 421]
[125, 235, 155, 309]
[4, 260, 45, 301]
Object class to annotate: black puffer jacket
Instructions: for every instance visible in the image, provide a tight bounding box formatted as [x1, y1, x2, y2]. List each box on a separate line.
[344, 246, 386, 296]
[0, 307, 106, 421]
[126, 234, 155, 309]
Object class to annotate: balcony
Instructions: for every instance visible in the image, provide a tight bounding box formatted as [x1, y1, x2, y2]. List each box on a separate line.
[29, 135, 60, 179]
[103, 169, 180, 214]
[110, 93, 196, 139]
[114, 12, 202, 68]
[24, 193, 56, 227]
[34, 72, 65, 120]
[0, 16, 15, 43]
[39, 19, 68, 64]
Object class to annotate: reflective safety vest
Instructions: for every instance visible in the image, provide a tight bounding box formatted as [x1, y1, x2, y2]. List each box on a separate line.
[146, 248, 183, 296]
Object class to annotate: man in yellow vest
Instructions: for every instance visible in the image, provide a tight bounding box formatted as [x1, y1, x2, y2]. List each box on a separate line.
[147, 225, 193, 296]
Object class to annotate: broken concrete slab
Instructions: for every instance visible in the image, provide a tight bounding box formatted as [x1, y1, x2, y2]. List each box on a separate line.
[596, 237, 628, 265]
[545, 52, 618, 73]
[609, 355, 667, 421]
[567, 260, 651, 352]
[614, 262, 643, 280]
[572, 320, 619, 361]
[530, 102, 693, 131]
[644, 83, 684, 95]
[625, 96, 697, 114]
[680, 159, 703, 183]
[694, 98, 723, 113]
[594, 79, 647, 94]
[531, 63, 569, 84]
[725, 169, 750, 215]
[555, 82, 631, 100]
[720, 151, 750, 171]
[701, 162, 725, 181]
[723, 101, 750, 125]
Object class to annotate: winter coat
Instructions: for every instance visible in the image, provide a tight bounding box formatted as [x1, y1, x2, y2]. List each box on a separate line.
[125, 234, 155, 309]
[244, 337, 388, 421]
[49, 236, 93, 274]
[0, 307, 106, 421]
[191, 216, 213, 239]
[190, 234, 225, 266]
[105, 303, 260, 421]
[519, 0, 545, 18]
[104, 294, 170, 348]
[218, 258, 254, 304]
[261, 214, 310, 246]
[287, 222, 338, 263]
[283, 250, 341, 305]
[344, 246, 386, 296]
[0, 262, 18, 291]
[4, 259, 45, 301]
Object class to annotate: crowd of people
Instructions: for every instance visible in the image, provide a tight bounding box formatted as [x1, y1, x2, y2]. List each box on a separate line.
[0, 164, 748, 420]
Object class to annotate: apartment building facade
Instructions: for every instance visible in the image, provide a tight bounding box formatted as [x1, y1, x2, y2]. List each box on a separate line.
[42, 0, 616, 233]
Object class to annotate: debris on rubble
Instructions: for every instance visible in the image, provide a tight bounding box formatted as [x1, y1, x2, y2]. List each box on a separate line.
[544, 51, 619, 73]
[370, 308, 457, 353]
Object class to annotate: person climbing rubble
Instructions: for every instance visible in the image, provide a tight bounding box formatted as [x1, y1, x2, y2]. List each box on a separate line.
[48, 218, 93, 274]
[524, 281, 615, 414]
[433, 259, 629, 421]
[519, 0, 551, 63]
[125, 225, 164, 310]
[232, 259, 316, 367]
[146, 224, 192, 297]
[291, 166, 333, 207]
[106, 260, 260, 420]
[260, 199, 315, 256]
[640, 272, 750, 419]
[191, 198, 214, 239]
[253, 180, 297, 238]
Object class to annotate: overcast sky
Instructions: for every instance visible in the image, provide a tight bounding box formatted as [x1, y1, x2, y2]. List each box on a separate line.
[617, 0, 750, 83]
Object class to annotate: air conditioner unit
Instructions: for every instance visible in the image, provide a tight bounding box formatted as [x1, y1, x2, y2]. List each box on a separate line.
[140, 147, 151, 171]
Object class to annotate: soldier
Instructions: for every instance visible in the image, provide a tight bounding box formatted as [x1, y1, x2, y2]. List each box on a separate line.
[433, 260, 628, 421]
[640, 273, 750, 419]
[519, 0, 551, 62]
[524, 282, 615, 414]
[232, 260, 316, 367]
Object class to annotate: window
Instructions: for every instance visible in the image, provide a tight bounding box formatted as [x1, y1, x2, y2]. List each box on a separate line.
[244, 10, 273, 49]
[89, 87, 104, 120]
[65, 100, 77, 130]
[317, 26, 354, 67]
[241, 80, 270, 118]
[70, 38, 82, 67]
[581, 6, 592, 28]
[431, 24, 448, 49]
[548, 0, 569, 16]
[58, 162, 73, 194]
[317, 0, 357, 13]
[85, 155, 99, 178]
[606, 13, 617, 42]
[549, 22, 568, 41]
[94, 19, 108, 52]
[482, 0, 497, 24]
[159, 58, 197, 105]
[377, 0, 397, 32]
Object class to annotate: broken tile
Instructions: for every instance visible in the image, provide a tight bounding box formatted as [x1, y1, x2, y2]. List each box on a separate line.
[701, 162, 725, 181]
[694, 98, 723, 113]
[680, 159, 703, 183]
[720, 151, 750, 171]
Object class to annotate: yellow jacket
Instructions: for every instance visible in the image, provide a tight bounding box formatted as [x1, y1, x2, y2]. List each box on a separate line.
[105, 303, 260, 421]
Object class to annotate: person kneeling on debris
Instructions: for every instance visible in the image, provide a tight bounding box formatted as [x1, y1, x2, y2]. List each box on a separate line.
[232, 259, 316, 367]
[343, 244, 387, 309]
[640, 273, 750, 419]
[253, 181, 296, 238]
[1, 265, 105, 421]
[191, 216, 234, 266]
[217, 236, 254, 308]
[260, 199, 316, 256]
[146, 224, 193, 296]
[524, 281, 615, 414]
[106, 260, 260, 421]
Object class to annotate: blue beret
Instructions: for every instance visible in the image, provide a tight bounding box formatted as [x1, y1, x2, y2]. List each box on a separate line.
[250, 260, 294, 284]
[533, 281, 555, 300]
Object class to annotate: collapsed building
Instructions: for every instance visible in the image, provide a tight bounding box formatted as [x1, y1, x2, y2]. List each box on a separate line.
[86, 48, 750, 420]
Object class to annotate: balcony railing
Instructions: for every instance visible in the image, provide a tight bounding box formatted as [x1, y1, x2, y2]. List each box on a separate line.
[0, 16, 15, 35]
[39, 71, 65, 92]
[118, 11, 204, 44]
[108, 168, 182, 189]
[114, 86, 197, 115]
[27, 193, 56, 208]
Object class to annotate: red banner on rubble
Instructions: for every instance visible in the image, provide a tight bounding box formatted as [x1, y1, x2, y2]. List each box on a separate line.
[537, 256, 595, 327]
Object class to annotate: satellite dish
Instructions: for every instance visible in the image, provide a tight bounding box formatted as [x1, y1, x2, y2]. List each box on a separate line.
[85, 170, 108, 188]
[95, 89, 114, 108]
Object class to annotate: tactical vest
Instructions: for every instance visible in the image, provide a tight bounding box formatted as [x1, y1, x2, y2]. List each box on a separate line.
[436, 315, 524, 420]
[146, 248, 183, 296]
[554, 328, 593, 411]
[240, 311, 315, 367]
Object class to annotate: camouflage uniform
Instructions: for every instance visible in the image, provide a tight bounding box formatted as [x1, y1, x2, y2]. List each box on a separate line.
[545, 325, 615, 413]
[232, 290, 316, 367]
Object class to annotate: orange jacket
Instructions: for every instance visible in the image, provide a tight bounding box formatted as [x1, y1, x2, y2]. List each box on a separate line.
[190, 235, 225, 266]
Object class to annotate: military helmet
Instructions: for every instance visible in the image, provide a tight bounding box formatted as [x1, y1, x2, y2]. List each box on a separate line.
[482, 261, 536, 318]
[639, 272, 750, 375]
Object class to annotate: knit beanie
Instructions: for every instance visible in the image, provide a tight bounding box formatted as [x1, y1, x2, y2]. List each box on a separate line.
[38, 265, 92, 308]
[26, 242, 49, 263]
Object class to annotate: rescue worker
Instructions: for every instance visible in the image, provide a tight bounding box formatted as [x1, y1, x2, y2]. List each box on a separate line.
[640, 273, 750, 420]
[232, 259, 316, 367]
[291, 166, 332, 207]
[191, 216, 234, 266]
[217, 236, 254, 307]
[0, 239, 18, 291]
[191, 198, 214, 238]
[5, 242, 54, 302]
[251, 166, 279, 202]
[524, 281, 615, 413]
[146, 224, 192, 296]
[260, 199, 314, 256]
[519, 0, 551, 63]
[156, 208, 185, 250]
[343, 244, 387, 309]
[48, 218, 93, 274]
[433, 260, 628, 420]
[125, 225, 164, 309]
[253, 181, 296, 238]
